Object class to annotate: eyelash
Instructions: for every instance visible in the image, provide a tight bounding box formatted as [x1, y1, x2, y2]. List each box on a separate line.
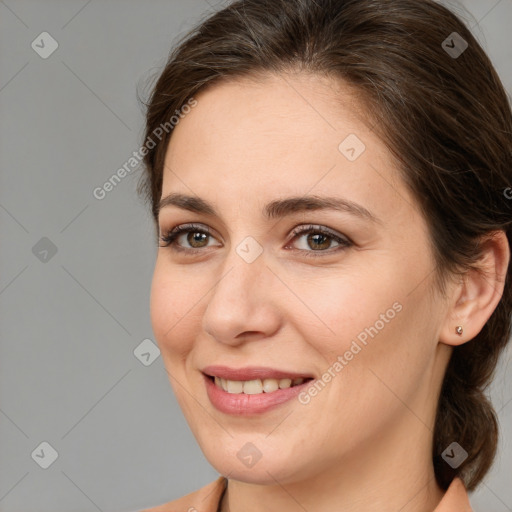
[158, 223, 353, 258]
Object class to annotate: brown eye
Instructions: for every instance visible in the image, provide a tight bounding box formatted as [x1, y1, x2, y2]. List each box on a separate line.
[159, 223, 220, 251]
[186, 231, 209, 248]
[287, 225, 353, 258]
[305, 232, 332, 250]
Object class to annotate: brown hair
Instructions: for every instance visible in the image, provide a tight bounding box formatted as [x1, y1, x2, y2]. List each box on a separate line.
[137, 0, 512, 491]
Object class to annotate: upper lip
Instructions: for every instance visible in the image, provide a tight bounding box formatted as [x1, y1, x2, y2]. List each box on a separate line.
[202, 365, 314, 381]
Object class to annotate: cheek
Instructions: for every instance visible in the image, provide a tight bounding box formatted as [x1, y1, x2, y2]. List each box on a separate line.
[315, 281, 436, 419]
[292, 260, 434, 401]
[149, 260, 202, 357]
[290, 265, 404, 357]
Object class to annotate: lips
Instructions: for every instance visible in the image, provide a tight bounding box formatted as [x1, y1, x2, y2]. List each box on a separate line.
[202, 365, 314, 381]
[201, 365, 316, 415]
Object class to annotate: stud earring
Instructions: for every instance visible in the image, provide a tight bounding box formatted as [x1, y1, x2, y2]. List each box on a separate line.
[455, 326, 463, 336]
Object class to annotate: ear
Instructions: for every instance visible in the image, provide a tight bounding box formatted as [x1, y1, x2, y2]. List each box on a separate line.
[439, 230, 510, 347]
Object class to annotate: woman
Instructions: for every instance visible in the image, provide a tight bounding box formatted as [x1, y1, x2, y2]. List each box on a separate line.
[137, 0, 512, 510]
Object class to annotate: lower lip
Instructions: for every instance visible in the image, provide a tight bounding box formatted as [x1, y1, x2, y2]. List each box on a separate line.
[203, 374, 313, 415]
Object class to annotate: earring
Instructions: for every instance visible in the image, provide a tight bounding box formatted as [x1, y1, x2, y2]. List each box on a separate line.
[455, 326, 463, 336]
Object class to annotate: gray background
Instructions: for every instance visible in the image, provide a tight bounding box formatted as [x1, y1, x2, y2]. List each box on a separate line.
[0, 1, 511, 511]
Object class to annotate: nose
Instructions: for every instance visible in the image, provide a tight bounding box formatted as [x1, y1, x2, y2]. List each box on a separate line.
[202, 248, 282, 346]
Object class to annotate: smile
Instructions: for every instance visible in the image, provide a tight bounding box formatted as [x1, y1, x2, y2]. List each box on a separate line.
[201, 367, 315, 415]
[213, 376, 307, 394]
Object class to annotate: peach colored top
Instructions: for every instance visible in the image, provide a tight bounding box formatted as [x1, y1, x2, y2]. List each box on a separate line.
[140, 475, 473, 512]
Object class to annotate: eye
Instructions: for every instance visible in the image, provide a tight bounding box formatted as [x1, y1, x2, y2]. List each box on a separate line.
[159, 223, 220, 253]
[159, 223, 353, 258]
[285, 224, 353, 258]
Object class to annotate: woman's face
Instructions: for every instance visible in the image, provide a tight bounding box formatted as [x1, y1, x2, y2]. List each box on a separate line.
[150, 72, 453, 485]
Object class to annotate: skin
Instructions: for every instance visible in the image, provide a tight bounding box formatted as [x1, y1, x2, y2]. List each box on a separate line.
[150, 72, 510, 512]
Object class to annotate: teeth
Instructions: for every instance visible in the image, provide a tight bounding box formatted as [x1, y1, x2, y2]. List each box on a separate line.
[262, 379, 279, 393]
[278, 378, 292, 389]
[226, 379, 244, 393]
[243, 379, 263, 394]
[213, 377, 305, 394]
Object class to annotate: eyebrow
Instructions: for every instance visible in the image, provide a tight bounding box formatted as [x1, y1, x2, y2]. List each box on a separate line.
[157, 192, 382, 225]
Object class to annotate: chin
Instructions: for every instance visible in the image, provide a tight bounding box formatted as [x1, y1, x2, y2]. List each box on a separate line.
[210, 457, 298, 485]
[199, 436, 314, 486]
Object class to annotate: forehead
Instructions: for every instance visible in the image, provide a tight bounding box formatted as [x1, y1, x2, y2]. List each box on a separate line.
[161, 72, 417, 225]
[166, 72, 368, 166]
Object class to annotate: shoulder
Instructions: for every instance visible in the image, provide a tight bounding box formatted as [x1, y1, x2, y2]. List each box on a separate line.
[139, 476, 227, 512]
[139, 475, 471, 511]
